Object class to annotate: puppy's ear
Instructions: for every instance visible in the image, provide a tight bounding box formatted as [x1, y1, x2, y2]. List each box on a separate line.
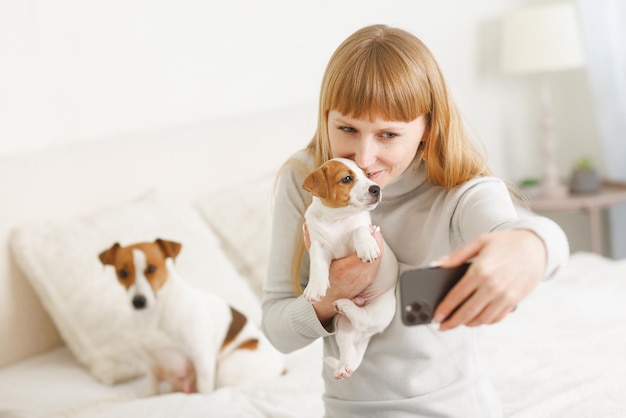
[156, 239, 182, 259]
[99, 243, 121, 266]
[302, 166, 330, 199]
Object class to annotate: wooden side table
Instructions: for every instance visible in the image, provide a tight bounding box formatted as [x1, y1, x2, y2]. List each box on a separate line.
[528, 181, 626, 254]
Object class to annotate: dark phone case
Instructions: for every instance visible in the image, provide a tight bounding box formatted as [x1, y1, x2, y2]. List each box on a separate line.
[399, 263, 471, 326]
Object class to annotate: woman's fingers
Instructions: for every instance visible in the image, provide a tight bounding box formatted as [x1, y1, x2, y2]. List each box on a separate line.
[432, 238, 491, 325]
[437, 271, 512, 330]
[433, 230, 546, 331]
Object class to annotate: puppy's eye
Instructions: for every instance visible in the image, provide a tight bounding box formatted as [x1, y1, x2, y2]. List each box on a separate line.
[146, 265, 157, 274]
[118, 269, 129, 280]
[340, 176, 353, 184]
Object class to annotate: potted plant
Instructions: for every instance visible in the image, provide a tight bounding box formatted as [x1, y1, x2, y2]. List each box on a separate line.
[569, 157, 600, 194]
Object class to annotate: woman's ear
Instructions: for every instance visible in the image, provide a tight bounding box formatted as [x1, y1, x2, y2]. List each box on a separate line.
[418, 141, 426, 160]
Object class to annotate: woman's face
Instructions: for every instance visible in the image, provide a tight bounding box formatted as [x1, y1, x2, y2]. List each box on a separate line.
[328, 110, 426, 189]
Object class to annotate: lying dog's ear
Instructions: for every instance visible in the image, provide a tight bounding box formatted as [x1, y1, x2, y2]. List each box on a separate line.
[99, 243, 121, 266]
[302, 166, 330, 199]
[155, 239, 182, 260]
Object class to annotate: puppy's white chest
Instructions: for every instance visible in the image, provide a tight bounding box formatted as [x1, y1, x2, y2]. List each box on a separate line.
[309, 214, 371, 257]
[325, 224, 360, 257]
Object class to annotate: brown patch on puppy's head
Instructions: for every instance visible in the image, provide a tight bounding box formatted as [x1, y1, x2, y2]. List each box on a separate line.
[302, 159, 357, 208]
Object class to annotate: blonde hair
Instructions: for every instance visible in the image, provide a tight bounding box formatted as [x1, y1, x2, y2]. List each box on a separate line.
[308, 24, 489, 186]
[285, 24, 491, 292]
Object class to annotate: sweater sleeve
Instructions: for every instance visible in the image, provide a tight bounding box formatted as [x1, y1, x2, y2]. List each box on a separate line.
[508, 210, 570, 280]
[453, 177, 570, 280]
[261, 152, 335, 354]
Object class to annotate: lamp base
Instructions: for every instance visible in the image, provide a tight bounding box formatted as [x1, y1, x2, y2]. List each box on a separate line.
[540, 181, 568, 199]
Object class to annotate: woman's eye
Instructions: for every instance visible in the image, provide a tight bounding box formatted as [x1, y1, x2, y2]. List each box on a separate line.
[118, 270, 128, 279]
[339, 126, 356, 133]
[146, 265, 157, 274]
[381, 132, 398, 139]
[340, 176, 353, 184]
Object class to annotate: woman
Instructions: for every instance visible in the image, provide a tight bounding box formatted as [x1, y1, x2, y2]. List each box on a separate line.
[262, 24, 568, 417]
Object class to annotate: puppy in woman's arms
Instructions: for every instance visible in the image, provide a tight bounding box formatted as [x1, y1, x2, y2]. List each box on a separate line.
[302, 158, 398, 379]
[99, 238, 284, 395]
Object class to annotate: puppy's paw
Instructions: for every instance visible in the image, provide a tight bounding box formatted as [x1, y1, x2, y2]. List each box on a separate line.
[334, 365, 353, 380]
[303, 282, 328, 303]
[355, 236, 380, 263]
[324, 357, 352, 379]
[333, 298, 355, 316]
[334, 299, 371, 332]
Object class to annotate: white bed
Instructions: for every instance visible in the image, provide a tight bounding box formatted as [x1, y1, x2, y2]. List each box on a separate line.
[1, 252, 624, 418]
[0, 105, 625, 417]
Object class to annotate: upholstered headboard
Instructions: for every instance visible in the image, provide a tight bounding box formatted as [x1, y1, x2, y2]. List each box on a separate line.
[0, 103, 316, 367]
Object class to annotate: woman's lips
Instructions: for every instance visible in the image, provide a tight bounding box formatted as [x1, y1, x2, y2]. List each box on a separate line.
[366, 170, 383, 181]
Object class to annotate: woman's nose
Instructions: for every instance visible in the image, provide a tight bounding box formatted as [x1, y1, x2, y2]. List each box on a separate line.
[354, 138, 377, 168]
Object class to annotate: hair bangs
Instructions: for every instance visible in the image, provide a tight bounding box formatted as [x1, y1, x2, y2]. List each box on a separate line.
[324, 42, 431, 122]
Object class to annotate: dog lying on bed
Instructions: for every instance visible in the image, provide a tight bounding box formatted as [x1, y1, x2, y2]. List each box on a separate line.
[99, 238, 284, 394]
[302, 158, 397, 380]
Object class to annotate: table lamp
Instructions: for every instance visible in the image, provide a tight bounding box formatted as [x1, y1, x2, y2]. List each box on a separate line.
[500, 1, 586, 198]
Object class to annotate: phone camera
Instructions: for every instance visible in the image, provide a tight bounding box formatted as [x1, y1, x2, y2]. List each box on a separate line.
[404, 301, 431, 324]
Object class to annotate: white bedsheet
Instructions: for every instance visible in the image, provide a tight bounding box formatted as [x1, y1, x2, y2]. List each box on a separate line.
[481, 251, 626, 417]
[1, 252, 624, 417]
[0, 342, 324, 418]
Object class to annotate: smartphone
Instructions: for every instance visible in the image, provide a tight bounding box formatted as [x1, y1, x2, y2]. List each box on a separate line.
[399, 263, 471, 326]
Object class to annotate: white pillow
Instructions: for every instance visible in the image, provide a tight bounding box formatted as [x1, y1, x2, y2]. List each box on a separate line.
[195, 175, 275, 298]
[10, 193, 261, 385]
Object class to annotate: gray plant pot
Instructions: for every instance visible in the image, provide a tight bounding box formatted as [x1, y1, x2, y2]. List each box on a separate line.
[570, 170, 600, 194]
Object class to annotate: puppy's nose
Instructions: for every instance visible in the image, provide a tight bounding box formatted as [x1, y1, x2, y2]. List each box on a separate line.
[132, 295, 147, 309]
[369, 185, 380, 196]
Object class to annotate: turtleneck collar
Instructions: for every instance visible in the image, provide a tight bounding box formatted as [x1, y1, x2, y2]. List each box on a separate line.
[380, 159, 429, 201]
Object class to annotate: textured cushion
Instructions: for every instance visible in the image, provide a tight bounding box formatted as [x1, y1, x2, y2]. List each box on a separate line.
[10, 193, 260, 384]
[195, 175, 275, 298]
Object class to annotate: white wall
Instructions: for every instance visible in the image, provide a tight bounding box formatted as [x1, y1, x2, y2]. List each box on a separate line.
[0, 0, 604, 251]
[0, 1, 540, 169]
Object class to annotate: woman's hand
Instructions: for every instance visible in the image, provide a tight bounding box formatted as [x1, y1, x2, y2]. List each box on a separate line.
[432, 229, 547, 331]
[303, 224, 384, 325]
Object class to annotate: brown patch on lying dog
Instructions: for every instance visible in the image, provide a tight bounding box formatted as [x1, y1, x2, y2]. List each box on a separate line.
[236, 338, 259, 350]
[222, 307, 247, 348]
[221, 307, 260, 351]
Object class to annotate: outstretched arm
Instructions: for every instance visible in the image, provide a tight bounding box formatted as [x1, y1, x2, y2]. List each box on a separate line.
[432, 181, 569, 331]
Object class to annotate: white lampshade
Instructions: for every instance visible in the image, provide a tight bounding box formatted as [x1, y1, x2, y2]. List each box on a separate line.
[501, 2, 586, 74]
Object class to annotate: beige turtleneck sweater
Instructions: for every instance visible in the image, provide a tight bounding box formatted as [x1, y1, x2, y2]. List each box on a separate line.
[262, 149, 569, 418]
